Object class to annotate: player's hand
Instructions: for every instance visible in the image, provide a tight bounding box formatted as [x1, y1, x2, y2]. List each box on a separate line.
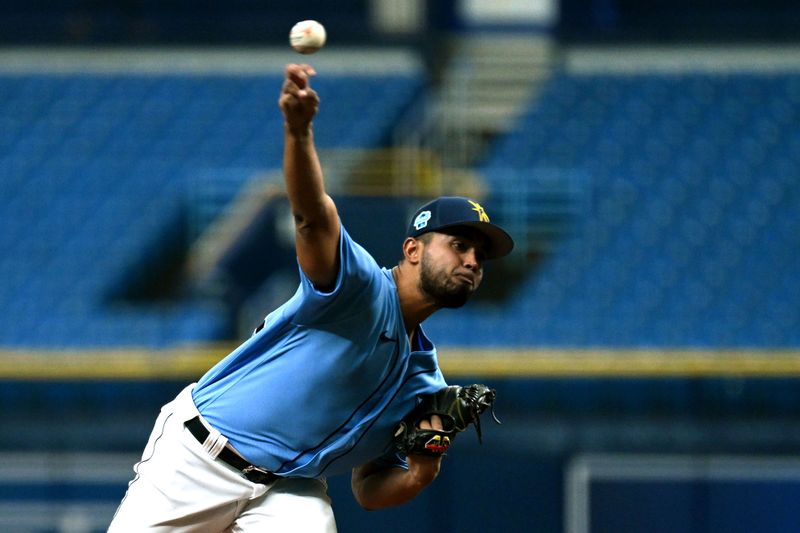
[279, 63, 319, 135]
[406, 414, 444, 485]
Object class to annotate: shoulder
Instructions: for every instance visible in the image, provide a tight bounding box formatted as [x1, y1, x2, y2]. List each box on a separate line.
[324, 224, 385, 293]
[294, 225, 394, 321]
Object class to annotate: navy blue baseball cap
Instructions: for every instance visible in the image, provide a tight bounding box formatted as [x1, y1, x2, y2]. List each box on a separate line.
[406, 196, 514, 260]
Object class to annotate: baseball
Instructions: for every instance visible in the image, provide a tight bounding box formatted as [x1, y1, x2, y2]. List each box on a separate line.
[289, 20, 326, 55]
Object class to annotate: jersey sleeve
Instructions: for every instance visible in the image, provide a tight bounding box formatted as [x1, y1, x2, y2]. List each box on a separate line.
[292, 223, 387, 326]
[372, 447, 409, 471]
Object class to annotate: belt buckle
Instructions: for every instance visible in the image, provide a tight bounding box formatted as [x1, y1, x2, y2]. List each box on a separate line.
[242, 465, 277, 484]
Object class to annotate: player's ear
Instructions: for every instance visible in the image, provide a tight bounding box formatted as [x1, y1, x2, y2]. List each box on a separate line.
[402, 237, 423, 265]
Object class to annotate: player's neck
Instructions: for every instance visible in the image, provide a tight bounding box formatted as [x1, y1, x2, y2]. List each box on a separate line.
[392, 264, 438, 338]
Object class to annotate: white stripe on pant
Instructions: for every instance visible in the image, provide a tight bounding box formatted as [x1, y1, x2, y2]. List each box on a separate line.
[109, 384, 337, 532]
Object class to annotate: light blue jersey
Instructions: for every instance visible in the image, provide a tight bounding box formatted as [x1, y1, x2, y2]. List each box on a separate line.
[192, 225, 447, 478]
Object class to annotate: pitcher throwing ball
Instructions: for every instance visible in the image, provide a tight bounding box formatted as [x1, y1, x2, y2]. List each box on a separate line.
[109, 63, 514, 532]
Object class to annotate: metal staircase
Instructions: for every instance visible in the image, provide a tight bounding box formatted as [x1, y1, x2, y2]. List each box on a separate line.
[435, 34, 556, 168]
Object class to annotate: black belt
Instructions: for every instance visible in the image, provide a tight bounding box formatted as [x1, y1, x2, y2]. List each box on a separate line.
[185, 416, 279, 485]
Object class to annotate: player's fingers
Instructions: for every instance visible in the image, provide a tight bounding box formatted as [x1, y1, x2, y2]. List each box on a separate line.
[281, 78, 302, 96]
[284, 68, 308, 91]
[300, 87, 319, 103]
[281, 84, 318, 108]
[417, 415, 443, 430]
[288, 63, 317, 77]
[278, 93, 295, 111]
[285, 64, 316, 89]
[278, 89, 300, 112]
[294, 63, 317, 76]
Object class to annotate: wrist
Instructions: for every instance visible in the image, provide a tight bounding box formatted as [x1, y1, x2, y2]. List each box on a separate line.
[407, 454, 442, 487]
[284, 122, 313, 139]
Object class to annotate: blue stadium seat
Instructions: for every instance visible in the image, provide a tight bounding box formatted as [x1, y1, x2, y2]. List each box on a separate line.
[0, 71, 423, 347]
[426, 71, 800, 348]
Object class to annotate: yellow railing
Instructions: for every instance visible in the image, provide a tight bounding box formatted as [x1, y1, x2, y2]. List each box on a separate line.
[1, 347, 799, 380]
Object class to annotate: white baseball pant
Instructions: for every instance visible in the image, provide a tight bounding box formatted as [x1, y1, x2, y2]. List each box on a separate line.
[108, 384, 337, 532]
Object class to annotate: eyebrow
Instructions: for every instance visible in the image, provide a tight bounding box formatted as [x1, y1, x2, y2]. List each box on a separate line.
[442, 230, 489, 256]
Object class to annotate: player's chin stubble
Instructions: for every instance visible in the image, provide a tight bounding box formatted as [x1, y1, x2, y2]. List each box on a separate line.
[418, 252, 475, 309]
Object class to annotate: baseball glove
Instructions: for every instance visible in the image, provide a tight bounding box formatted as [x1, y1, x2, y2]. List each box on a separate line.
[394, 384, 500, 456]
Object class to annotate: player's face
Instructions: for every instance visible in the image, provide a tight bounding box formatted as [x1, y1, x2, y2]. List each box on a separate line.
[418, 230, 486, 308]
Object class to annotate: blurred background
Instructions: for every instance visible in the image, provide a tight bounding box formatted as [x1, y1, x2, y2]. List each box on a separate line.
[1, 0, 800, 531]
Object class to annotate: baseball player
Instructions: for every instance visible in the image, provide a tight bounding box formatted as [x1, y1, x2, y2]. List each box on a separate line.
[109, 63, 514, 532]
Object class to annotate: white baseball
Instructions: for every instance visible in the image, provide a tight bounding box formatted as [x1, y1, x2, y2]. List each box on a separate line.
[289, 20, 326, 55]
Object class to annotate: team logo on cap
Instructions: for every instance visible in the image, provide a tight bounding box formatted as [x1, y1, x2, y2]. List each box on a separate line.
[468, 200, 490, 222]
[413, 210, 432, 230]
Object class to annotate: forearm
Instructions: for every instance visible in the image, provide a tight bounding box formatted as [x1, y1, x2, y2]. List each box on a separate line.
[351, 457, 441, 510]
[282, 125, 334, 229]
